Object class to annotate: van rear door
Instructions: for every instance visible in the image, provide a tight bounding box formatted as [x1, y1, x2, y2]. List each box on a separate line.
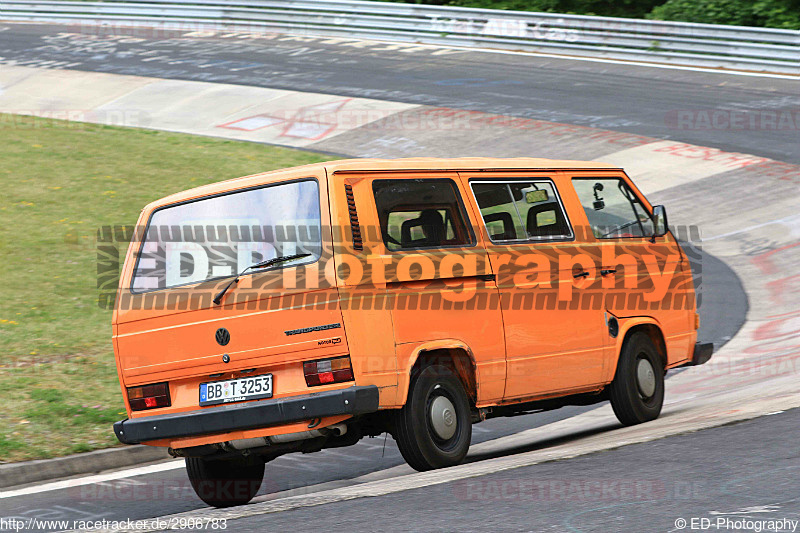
[114, 175, 348, 394]
[461, 171, 607, 400]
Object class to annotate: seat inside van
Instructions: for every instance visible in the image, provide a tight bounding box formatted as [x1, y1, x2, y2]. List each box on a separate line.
[401, 209, 446, 247]
[526, 202, 569, 238]
[483, 211, 517, 241]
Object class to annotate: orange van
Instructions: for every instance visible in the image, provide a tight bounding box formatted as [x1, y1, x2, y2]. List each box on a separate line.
[112, 158, 712, 507]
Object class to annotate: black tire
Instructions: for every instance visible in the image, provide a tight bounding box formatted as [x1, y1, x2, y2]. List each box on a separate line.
[608, 332, 665, 426]
[394, 364, 472, 472]
[186, 455, 265, 508]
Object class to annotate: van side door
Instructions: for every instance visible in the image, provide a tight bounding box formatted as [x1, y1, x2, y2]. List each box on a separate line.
[461, 172, 607, 400]
[363, 172, 507, 404]
[332, 171, 506, 406]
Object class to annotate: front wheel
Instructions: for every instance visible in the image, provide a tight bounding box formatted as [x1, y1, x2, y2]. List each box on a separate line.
[186, 455, 265, 508]
[608, 332, 665, 426]
[394, 364, 472, 472]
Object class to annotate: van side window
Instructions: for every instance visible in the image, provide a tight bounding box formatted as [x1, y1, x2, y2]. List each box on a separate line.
[471, 181, 572, 242]
[572, 178, 655, 239]
[372, 179, 474, 251]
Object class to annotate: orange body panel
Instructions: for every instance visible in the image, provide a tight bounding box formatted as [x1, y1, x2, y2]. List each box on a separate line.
[112, 158, 698, 450]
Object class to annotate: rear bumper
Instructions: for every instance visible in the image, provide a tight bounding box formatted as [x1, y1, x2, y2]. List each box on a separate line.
[114, 385, 380, 445]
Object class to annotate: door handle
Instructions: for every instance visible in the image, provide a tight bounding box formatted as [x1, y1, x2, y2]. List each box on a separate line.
[386, 274, 495, 288]
[573, 271, 590, 279]
[600, 269, 617, 276]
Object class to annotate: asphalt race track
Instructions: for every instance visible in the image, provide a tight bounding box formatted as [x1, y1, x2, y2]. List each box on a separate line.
[195, 408, 800, 533]
[0, 408, 591, 528]
[0, 24, 797, 163]
[0, 21, 796, 532]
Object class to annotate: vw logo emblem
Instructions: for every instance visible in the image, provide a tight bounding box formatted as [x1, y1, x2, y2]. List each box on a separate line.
[215, 328, 230, 346]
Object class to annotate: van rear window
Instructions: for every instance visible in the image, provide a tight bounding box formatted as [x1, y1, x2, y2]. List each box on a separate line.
[131, 179, 321, 292]
[372, 179, 474, 251]
[470, 180, 572, 242]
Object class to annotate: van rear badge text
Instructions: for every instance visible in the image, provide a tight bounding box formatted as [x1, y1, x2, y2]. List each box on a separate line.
[215, 328, 231, 346]
[285, 323, 342, 336]
[318, 337, 342, 346]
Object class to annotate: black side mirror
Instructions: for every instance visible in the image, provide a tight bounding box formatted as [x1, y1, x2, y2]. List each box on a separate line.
[652, 205, 668, 237]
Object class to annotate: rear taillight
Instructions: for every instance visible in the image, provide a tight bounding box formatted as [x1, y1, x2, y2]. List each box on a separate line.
[127, 382, 171, 411]
[303, 356, 354, 387]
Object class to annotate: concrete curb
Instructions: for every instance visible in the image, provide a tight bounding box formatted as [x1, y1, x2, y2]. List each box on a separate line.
[0, 445, 170, 490]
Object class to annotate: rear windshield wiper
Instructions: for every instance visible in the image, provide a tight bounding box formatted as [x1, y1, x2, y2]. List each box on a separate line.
[212, 253, 312, 305]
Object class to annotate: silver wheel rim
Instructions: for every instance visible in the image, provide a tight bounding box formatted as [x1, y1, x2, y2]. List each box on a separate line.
[429, 395, 457, 440]
[636, 358, 657, 399]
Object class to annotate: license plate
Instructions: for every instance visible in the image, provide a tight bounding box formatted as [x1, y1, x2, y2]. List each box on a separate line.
[200, 374, 273, 406]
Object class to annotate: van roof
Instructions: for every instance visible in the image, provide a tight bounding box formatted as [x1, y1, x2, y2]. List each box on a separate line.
[144, 157, 620, 210]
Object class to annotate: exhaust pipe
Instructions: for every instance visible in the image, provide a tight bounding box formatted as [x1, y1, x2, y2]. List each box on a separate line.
[224, 436, 270, 451]
[326, 423, 347, 437]
[269, 423, 347, 444]
[223, 423, 348, 449]
[269, 429, 326, 444]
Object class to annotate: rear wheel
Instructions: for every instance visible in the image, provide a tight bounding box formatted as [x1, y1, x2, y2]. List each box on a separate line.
[609, 332, 665, 426]
[186, 455, 264, 508]
[394, 364, 472, 471]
